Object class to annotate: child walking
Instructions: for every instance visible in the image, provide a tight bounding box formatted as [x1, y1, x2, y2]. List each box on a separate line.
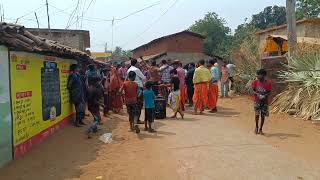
[120, 71, 140, 133]
[143, 81, 156, 133]
[168, 72, 184, 119]
[252, 69, 272, 135]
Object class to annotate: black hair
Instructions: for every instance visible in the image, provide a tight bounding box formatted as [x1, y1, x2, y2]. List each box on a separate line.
[171, 76, 180, 91]
[151, 60, 157, 66]
[257, 69, 267, 76]
[145, 81, 153, 89]
[199, 59, 205, 65]
[70, 64, 78, 72]
[162, 60, 167, 64]
[131, 59, 138, 66]
[128, 71, 136, 80]
[170, 69, 177, 75]
[189, 63, 195, 67]
[209, 59, 216, 65]
[88, 64, 95, 70]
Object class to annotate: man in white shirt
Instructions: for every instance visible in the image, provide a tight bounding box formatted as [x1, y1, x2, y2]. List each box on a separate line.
[126, 59, 146, 123]
[226, 63, 236, 90]
[127, 59, 146, 88]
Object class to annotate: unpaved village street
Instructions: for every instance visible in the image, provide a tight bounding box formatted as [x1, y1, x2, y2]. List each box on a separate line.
[1, 97, 320, 180]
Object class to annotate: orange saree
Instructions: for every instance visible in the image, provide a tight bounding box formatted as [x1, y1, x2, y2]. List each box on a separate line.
[192, 82, 208, 111]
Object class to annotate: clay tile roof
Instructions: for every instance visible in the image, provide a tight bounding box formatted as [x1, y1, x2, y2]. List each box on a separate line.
[0, 22, 91, 61]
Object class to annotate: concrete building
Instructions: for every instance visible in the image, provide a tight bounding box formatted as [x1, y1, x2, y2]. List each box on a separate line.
[27, 28, 90, 52]
[91, 52, 112, 62]
[256, 18, 320, 56]
[132, 31, 210, 64]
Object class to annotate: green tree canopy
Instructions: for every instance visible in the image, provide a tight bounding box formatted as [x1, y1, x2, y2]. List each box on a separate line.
[189, 12, 231, 59]
[250, 5, 287, 30]
[296, 0, 320, 19]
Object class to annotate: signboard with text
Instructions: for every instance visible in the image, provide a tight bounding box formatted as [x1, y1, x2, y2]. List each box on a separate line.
[10, 51, 76, 159]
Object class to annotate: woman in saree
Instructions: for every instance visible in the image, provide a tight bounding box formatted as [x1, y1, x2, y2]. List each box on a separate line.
[109, 66, 123, 113]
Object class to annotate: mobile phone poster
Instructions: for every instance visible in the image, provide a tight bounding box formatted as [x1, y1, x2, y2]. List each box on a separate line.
[10, 51, 76, 159]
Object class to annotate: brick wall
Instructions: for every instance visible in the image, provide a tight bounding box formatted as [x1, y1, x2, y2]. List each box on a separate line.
[261, 56, 288, 100]
[27, 29, 90, 51]
[133, 33, 203, 59]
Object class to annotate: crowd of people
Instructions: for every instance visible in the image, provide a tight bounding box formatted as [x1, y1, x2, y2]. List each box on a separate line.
[67, 57, 271, 138]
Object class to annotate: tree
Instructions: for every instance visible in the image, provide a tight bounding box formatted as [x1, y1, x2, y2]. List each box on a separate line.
[296, 0, 320, 19]
[189, 12, 231, 59]
[250, 6, 287, 29]
[113, 46, 123, 56]
[232, 23, 257, 49]
[122, 50, 133, 58]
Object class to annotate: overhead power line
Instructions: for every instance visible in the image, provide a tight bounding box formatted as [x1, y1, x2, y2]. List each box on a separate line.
[15, 5, 45, 24]
[115, 1, 161, 21]
[121, 0, 179, 48]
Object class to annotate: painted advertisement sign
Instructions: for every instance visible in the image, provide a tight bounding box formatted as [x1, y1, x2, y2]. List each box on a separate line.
[0, 46, 12, 167]
[9, 51, 76, 159]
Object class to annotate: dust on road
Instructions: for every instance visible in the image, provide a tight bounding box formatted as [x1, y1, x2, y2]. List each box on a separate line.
[1, 96, 320, 180]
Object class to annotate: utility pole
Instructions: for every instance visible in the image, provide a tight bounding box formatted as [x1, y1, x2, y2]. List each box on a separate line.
[45, 0, 51, 37]
[286, 0, 297, 56]
[0, 4, 2, 22]
[104, 42, 108, 53]
[111, 17, 114, 52]
[34, 12, 40, 33]
[1, 3, 4, 22]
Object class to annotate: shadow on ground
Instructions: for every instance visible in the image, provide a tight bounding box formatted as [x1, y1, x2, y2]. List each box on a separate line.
[264, 133, 301, 140]
[0, 113, 124, 180]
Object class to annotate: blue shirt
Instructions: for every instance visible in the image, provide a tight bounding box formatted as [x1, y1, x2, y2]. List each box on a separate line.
[143, 89, 155, 108]
[211, 66, 220, 82]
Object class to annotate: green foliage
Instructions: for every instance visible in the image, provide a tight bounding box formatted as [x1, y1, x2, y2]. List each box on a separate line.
[113, 46, 123, 56]
[279, 51, 320, 87]
[232, 23, 257, 49]
[189, 12, 231, 59]
[250, 5, 286, 30]
[296, 0, 320, 19]
[272, 49, 320, 120]
[232, 28, 260, 95]
[113, 46, 133, 58]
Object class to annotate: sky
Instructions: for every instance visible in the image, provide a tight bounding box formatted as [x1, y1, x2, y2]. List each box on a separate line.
[1, 0, 285, 52]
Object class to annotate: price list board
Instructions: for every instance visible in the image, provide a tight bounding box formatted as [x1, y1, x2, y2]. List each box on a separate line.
[9, 51, 76, 158]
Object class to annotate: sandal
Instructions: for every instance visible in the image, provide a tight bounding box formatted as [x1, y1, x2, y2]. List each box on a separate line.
[135, 125, 140, 134]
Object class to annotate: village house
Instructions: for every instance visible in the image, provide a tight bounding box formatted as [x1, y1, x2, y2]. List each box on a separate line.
[258, 18, 320, 100]
[131, 30, 210, 64]
[27, 28, 90, 52]
[0, 22, 91, 167]
[257, 18, 320, 57]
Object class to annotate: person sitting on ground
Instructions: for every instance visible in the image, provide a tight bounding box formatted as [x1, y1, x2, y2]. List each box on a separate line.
[168, 72, 184, 119]
[143, 81, 156, 133]
[120, 71, 140, 133]
[252, 69, 272, 135]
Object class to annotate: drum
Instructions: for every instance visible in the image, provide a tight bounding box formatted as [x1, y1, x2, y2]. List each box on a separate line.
[155, 96, 166, 119]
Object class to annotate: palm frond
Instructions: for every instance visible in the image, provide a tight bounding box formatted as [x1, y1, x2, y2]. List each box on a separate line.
[272, 48, 320, 120]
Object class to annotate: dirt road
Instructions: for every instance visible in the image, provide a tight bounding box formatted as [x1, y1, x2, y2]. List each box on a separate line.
[1, 96, 320, 180]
